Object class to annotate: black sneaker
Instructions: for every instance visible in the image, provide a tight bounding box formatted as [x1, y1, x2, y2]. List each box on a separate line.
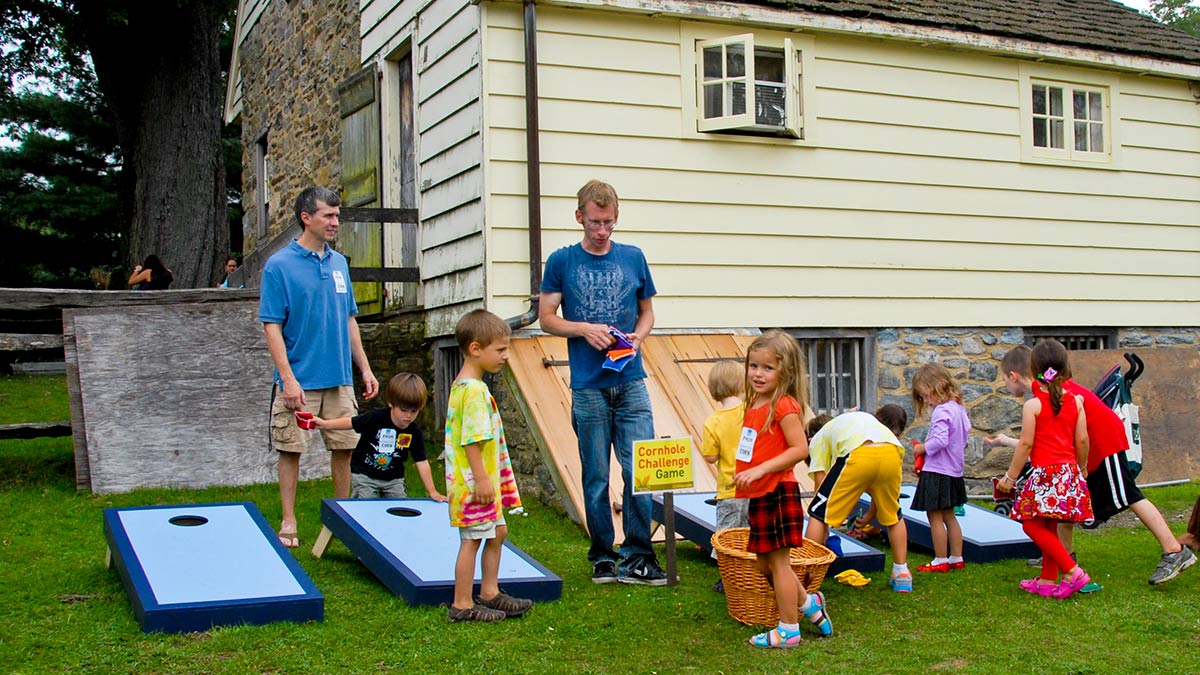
[618, 558, 668, 586]
[591, 560, 618, 584]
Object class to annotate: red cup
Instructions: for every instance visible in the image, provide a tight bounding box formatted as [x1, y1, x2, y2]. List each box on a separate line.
[295, 411, 316, 430]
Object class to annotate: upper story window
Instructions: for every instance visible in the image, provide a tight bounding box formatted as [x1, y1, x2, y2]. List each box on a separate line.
[681, 24, 813, 142]
[1020, 64, 1118, 166]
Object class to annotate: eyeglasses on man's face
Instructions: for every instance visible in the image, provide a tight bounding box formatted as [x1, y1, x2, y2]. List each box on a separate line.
[583, 218, 616, 231]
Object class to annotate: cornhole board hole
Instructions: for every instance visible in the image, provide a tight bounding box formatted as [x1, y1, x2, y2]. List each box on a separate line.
[860, 485, 1039, 563]
[103, 502, 323, 633]
[651, 492, 885, 574]
[319, 498, 562, 606]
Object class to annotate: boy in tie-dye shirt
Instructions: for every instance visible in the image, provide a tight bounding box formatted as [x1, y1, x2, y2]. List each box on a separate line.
[443, 309, 529, 622]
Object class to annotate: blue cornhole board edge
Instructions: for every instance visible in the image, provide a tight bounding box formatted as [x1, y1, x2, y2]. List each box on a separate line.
[320, 498, 562, 607]
[859, 485, 1040, 563]
[103, 502, 324, 634]
[651, 492, 886, 574]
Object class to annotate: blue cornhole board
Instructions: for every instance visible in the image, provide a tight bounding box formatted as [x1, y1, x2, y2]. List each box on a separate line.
[320, 498, 562, 607]
[103, 502, 323, 633]
[860, 484, 1039, 563]
[651, 492, 885, 574]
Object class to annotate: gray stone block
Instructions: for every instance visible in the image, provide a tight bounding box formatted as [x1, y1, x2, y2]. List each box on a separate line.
[999, 327, 1024, 344]
[882, 351, 911, 365]
[927, 335, 959, 347]
[969, 361, 998, 381]
[877, 328, 899, 344]
[961, 383, 992, 402]
[970, 395, 1023, 432]
[962, 337, 985, 355]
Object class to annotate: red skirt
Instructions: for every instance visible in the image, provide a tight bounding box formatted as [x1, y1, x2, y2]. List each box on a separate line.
[747, 480, 806, 554]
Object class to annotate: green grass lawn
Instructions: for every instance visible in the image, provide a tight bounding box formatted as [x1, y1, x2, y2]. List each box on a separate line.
[1, 374, 1197, 673]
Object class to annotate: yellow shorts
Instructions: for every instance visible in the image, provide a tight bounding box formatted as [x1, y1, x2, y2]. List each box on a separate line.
[270, 385, 360, 453]
[808, 443, 903, 527]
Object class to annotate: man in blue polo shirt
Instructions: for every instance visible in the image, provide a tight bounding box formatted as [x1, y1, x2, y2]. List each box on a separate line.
[539, 179, 665, 586]
[260, 186, 379, 548]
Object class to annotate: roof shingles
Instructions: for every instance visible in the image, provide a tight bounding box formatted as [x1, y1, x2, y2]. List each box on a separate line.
[738, 0, 1200, 64]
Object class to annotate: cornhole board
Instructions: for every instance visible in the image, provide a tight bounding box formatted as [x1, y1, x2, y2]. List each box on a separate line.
[860, 485, 1039, 563]
[103, 502, 323, 633]
[320, 498, 562, 606]
[651, 492, 885, 574]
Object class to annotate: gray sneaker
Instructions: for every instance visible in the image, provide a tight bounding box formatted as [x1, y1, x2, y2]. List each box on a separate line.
[1149, 547, 1197, 585]
[618, 558, 668, 586]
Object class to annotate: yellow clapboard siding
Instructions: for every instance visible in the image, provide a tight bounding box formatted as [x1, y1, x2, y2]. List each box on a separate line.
[488, 60, 680, 108]
[1123, 119, 1200, 153]
[487, 94, 683, 137]
[815, 57, 1017, 108]
[815, 34, 1017, 80]
[1121, 93, 1200, 128]
[485, 127, 1198, 201]
[816, 87, 1019, 135]
[486, 2, 681, 44]
[487, 193, 1200, 251]
[486, 24, 682, 75]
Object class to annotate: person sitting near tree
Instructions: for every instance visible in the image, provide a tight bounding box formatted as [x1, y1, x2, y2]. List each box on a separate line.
[127, 254, 174, 290]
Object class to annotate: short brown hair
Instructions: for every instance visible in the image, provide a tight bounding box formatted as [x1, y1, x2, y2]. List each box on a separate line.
[577, 180, 619, 211]
[874, 404, 908, 437]
[1000, 345, 1032, 378]
[707, 360, 744, 401]
[386, 372, 427, 410]
[454, 309, 511, 352]
[806, 414, 833, 441]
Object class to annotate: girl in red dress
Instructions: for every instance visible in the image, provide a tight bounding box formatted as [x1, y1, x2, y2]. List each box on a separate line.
[998, 339, 1093, 598]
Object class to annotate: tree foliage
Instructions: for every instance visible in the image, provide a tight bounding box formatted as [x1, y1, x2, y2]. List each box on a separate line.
[1, 0, 239, 288]
[1147, 0, 1200, 36]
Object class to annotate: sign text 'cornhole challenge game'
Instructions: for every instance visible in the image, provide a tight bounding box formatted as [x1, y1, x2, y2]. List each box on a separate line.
[633, 437, 694, 493]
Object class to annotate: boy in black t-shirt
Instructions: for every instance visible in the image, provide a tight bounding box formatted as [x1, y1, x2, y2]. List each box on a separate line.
[313, 373, 445, 501]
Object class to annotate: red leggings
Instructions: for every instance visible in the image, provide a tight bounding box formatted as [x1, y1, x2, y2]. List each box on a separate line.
[1022, 517, 1076, 580]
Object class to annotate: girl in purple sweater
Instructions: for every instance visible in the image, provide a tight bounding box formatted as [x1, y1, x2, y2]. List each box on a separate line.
[910, 363, 971, 573]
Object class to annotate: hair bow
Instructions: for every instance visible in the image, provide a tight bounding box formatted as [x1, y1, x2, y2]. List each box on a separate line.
[1038, 367, 1058, 382]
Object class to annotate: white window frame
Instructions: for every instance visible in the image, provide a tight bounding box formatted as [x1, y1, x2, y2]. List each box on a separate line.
[1019, 63, 1119, 167]
[791, 330, 877, 417]
[681, 22, 814, 144]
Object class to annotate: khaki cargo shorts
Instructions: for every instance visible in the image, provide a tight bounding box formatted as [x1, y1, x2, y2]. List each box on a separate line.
[270, 385, 360, 453]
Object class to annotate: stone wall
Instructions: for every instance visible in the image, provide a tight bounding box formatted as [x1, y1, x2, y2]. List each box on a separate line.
[878, 326, 1200, 486]
[237, 0, 361, 251]
[356, 310, 434, 437]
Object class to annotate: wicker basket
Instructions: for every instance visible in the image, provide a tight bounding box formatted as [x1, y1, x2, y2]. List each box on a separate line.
[711, 527, 837, 627]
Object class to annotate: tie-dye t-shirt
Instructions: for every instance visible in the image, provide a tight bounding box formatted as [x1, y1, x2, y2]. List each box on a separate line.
[443, 379, 521, 527]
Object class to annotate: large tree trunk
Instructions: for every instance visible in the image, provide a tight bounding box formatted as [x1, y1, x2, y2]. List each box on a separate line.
[78, 1, 230, 288]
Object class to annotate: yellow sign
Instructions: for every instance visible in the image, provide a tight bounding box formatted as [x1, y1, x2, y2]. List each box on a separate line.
[632, 437, 694, 493]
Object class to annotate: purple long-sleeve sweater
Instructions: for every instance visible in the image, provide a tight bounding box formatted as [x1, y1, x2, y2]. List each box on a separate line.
[922, 401, 970, 477]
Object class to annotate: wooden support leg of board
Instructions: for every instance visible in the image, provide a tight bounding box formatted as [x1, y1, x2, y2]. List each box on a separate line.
[104, 546, 112, 570]
[311, 526, 335, 558]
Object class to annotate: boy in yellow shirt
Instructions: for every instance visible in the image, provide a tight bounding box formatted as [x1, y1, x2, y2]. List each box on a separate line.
[701, 361, 747, 592]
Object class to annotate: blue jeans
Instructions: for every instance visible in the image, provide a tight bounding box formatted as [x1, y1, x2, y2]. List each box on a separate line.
[571, 380, 656, 572]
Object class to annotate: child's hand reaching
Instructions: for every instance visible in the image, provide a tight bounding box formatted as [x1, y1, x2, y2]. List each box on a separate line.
[310, 415, 328, 428]
[911, 441, 926, 457]
[733, 466, 765, 489]
[429, 490, 448, 503]
[984, 434, 1016, 448]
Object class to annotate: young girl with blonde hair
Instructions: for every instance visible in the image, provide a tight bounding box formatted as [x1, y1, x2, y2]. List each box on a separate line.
[910, 363, 971, 573]
[733, 330, 828, 648]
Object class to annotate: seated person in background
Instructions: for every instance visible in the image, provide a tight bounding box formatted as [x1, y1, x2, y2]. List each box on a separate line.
[127, 254, 174, 290]
[218, 257, 241, 288]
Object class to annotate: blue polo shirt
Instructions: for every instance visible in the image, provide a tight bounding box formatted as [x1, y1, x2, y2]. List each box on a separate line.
[259, 240, 359, 390]
[541, 242, 656, 390]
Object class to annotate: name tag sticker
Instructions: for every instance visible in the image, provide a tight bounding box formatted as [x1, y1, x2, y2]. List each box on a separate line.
[332, 270, 348, 293]
[736, 427, 757, 462]
[376, 428, 397, 454]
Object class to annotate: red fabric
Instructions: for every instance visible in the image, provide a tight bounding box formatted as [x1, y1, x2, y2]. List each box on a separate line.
[747, 480, 807, 553]
[1030, 386, 1079, 467]
[1022, 517, 1076, 581]
[1062, 379, 1129, 474]
[735, 395, 803, 499]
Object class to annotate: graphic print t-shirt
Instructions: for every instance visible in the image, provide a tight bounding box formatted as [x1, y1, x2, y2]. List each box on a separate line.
[350, 407, 427, 480]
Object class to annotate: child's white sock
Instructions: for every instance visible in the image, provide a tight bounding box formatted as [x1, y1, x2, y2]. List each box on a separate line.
[931, 557, 950, 566]
[779, 621, 800, 633]
[892, 562, 910, 575]
[799, 595, 817, 614]
[949, 556, 964, 564]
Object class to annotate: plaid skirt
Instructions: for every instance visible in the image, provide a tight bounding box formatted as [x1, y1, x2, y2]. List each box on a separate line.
[747, 480, 806, 554]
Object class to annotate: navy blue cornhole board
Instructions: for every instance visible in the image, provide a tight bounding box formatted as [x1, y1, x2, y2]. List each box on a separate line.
[652, 491, 885, 574]
[320, 498, 562, 607]
[860, 484, 1039, 563]
[103, 502, 323, 633]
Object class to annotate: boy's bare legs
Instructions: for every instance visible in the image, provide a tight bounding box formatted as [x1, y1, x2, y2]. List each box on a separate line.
[1058, 522, 1075, 554]
[944, 511, 963, 559]
[330, 448, 352, 499]
[453, 538, 484, 611]
[805, 519, 828, 545]
[478, 526, 507, 601]
[278, 451, 300, 545]
[888, 518, 908, 564]
[1130, 499, 1185, 553]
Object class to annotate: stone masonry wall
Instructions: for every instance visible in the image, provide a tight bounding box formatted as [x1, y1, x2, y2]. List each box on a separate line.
[356, 310, 435, 453]
[237, 0, 361, 252]
[878, 326, 1200, 490]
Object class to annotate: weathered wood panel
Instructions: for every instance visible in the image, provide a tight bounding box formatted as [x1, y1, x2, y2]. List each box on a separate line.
[0, 333, 63, 351]
[0, 288, 259, 312]
[65, 301, 331, 493]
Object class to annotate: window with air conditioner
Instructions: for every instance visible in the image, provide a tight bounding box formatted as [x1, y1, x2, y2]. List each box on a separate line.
[695, 34, 802, 138]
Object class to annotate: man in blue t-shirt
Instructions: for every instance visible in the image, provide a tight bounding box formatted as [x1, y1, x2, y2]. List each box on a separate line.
[259, 186, 379, 548]
[539, 180, 665, 586]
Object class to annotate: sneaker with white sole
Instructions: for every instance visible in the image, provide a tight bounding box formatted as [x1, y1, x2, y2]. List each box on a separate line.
[591, 560, 618, 584]
[1149, 547, 1197, 585]
[618, 558, 668, 586]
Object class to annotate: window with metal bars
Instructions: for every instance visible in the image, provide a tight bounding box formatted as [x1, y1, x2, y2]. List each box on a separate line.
[1024, 329, 1114, 351]
[795, 336, 870, 416]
